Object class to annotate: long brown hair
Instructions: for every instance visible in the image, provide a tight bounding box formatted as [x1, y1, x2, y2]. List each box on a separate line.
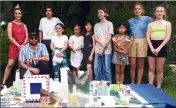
[98, 7, 109, 17]
[153, 5, 167, 20]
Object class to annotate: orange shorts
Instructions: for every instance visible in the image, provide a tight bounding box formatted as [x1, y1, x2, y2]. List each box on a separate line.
[129, 38, 147, 57]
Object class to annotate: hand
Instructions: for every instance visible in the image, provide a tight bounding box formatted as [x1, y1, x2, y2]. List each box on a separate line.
[88, 55, 93, 62]
[151, 48, 157, 56]
[87, 64, 92, 70]
[26, 58, 33, 65]
[154, 47, 161, 56]
[112, 36, 118, 42]
[30, 67, 40, 74]
[101, 43, 107, 48]
[17, 44, 22, 49]
[99, 47, 104, 56]
[56, 52, 62, 58]
[122, 50, 128, 54]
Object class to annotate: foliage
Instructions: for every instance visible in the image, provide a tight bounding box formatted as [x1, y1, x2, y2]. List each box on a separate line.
[0, 30, 9, 67]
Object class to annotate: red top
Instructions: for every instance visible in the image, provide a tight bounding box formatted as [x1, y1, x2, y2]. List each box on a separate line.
[8, 21, 26, 59]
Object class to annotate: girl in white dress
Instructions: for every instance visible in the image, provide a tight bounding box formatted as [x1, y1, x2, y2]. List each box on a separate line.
[69, 24, 84, 76]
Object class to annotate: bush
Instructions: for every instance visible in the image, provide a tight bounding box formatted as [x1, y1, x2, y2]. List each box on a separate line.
[0, 30, 9, 68]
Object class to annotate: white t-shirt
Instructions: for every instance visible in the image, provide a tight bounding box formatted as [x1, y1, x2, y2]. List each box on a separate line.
[51, 35, 68, 48]
[94, 20, 114, 54]
[39, 17, 64, 40]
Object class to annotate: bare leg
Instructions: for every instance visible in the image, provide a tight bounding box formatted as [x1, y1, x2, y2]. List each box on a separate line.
[156, 57, 166, 89]
[120, 65, 125, 84]
[148, 57, 156, 84]
[72, 67, 77, 76]
[130, 57, 136, 84]
[2, 59, 16, 84]
[137, 58, 145, 84]
[115, 64, 121, 83]
[76, 67, 80, 76]
[87, 64, 93, 82]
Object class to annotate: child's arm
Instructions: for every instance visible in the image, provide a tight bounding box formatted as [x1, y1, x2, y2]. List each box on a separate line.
[116, 48, 127, 54]
[89, 35, 95, 61]
[60, 40, 68, 54]
[80, 36, 84, 49]
[146, 23, 155, 55]
[94, 35, 102, 46]
[68, 36, 76, 52]
[156, 21, 172, 51]
[112, 36, 118, 42]
[50, 41, 55, 52]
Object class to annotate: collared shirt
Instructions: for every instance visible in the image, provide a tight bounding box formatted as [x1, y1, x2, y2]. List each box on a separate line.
[19, 43, 49, 64]
[128, 16, 153, 38]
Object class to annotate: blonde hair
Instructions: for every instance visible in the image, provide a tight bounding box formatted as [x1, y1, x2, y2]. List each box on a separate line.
[153, 5, 167, 20]
[134, 2, 145, 16]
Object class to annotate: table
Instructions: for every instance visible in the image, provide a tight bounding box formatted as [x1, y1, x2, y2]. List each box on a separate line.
[7, 84, 176, 107]
[129, 84, 176, 108]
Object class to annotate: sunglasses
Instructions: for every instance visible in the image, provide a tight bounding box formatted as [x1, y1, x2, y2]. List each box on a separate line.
[29, 37, 38, 40]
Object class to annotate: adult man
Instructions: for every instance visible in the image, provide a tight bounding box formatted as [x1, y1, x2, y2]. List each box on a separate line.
[39, 5, 64, 78]
[19, 32, 49, 79]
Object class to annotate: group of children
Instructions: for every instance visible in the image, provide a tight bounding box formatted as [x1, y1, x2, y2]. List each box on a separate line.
[1, 3, 171, 90]
[51, 4, 171, 90]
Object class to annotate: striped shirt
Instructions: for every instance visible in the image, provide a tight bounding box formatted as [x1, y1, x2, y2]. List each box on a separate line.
[19, 43, 49, 64]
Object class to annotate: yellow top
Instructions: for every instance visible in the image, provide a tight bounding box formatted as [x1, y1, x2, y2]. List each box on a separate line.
[150, 23, 167, 40]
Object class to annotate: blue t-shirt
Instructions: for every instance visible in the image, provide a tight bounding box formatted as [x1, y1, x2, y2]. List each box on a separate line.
[128, 16, 153, 38]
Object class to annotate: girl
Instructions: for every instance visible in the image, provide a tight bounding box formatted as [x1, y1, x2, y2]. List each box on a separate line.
[83, 21, 95, 82]
[146, 6, 171, 89]
[128, 3, 153, 84]
[94, 8, 114, 82]
[69, 24, 84, 76]
[50, 23, 68, 81]
[112, 22, 130, 84]
[1, 4, 28, 89]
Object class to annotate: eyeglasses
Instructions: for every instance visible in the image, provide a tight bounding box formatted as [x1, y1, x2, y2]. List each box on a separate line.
[29, 37, 38, 40]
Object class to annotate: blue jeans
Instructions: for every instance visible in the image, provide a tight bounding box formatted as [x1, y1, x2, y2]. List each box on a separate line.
[20, 61, 49, 79]
[94, 53, 112, 82]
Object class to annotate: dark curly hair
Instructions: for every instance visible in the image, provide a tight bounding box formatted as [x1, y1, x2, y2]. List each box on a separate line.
[117, 21, 130, 35]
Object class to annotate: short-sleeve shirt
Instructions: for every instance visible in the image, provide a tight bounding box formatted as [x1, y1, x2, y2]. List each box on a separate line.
[19, 43, 49, 64]
[39, 17, 64, 40]
[94, 20, 114, 54]
[51, 35, 68, 48]
[128, 16, 153, 38]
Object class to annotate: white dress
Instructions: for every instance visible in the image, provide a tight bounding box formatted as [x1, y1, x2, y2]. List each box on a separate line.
[69, 35, 84, 68]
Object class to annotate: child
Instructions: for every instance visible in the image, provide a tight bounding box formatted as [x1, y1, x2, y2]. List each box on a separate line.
[83, 21, 95, 82]
[94, 8, 114, 82]
[50, 23, 68, 81]
[146, 6, 171, 89]
[69, 24, 84, 76]
[112, 21, 130, 84]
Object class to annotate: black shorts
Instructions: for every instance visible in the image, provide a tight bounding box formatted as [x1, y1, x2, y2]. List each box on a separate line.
[147, 40, 167, 58]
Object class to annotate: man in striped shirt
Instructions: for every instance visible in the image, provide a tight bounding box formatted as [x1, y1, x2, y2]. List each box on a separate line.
[19, 32, 49, 79]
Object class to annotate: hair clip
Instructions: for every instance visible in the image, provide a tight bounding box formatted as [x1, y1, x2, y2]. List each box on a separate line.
[15, 4, 20, 9]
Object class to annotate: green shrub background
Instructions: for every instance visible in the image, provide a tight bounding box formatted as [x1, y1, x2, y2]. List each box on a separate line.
[0, 1, 176, 98]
